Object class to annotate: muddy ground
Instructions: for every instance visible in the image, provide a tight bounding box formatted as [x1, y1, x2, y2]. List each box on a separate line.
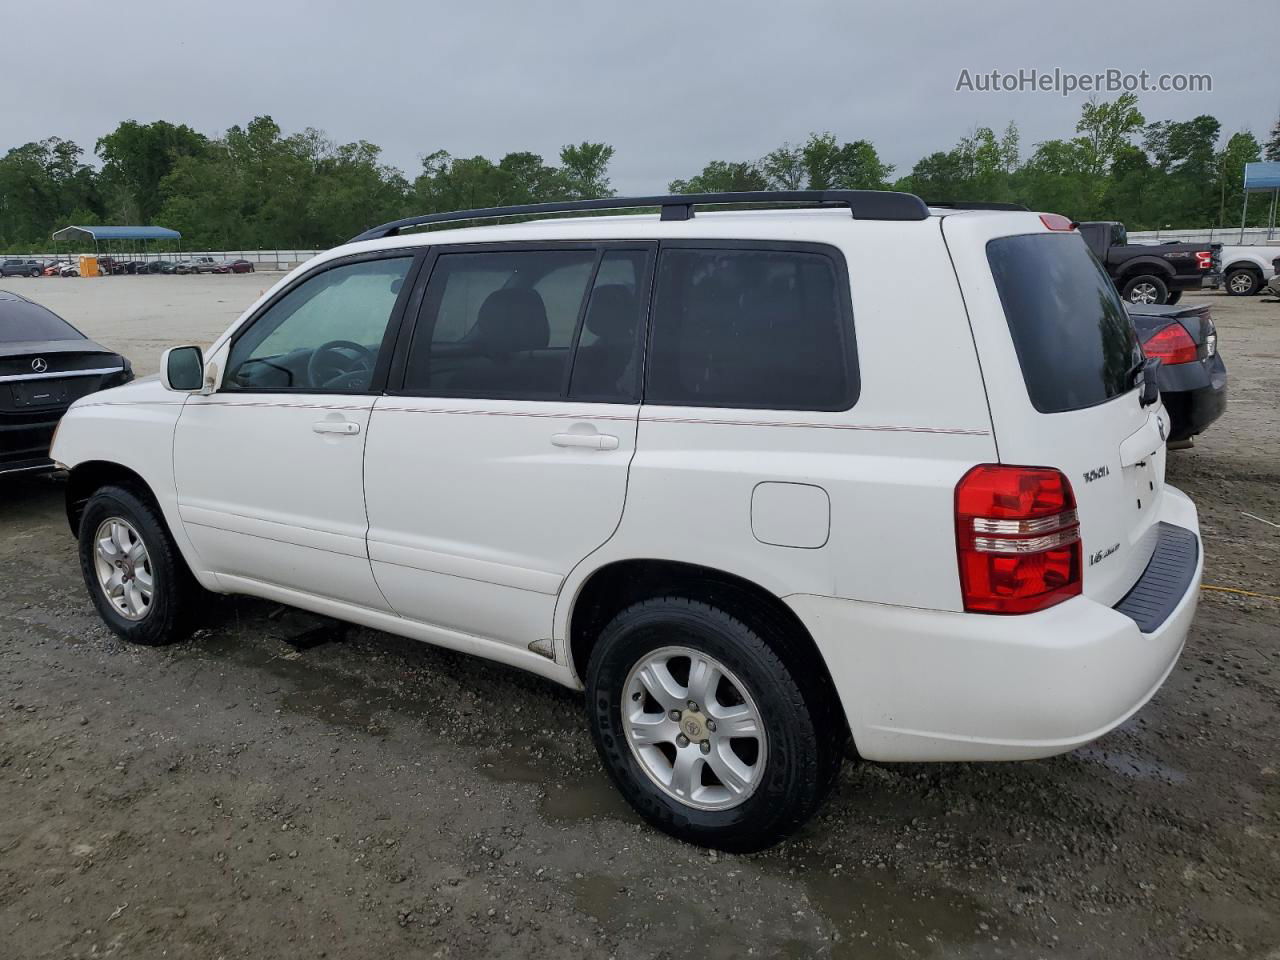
[1, 284, 1278, 959]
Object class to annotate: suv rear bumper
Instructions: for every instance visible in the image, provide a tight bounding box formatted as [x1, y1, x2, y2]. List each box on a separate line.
[788, 485, 1201, 762]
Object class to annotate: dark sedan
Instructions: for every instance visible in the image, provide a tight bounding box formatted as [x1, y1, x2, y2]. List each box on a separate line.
[1127, 301, 1227, 445]
[1, 290, 133, 476]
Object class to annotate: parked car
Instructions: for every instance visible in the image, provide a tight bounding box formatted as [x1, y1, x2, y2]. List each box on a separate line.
[1205, 245, 1277, 296]
[1, 259, 43, 278]
[1077, 220, 1219, 305]
[1127, 301, 1227, 444]
[189, 256, 221, 274]
[51, 192, 1203, 851]
[138, 260, 176, 275]
[43, 261, 80, 278]
[0, 289, 132, 476]
[213, 258, 256, 274]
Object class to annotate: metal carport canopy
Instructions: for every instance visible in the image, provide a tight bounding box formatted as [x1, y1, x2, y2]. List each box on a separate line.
[51, 225, 181, 242]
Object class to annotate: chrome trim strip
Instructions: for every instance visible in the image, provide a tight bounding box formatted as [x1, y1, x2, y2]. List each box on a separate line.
[972, 529, 1081, 554]
[972, 510, 1078, 535]
[0, 366, 123, 383]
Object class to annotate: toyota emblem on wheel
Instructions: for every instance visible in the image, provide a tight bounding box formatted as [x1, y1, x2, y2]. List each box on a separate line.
[31, 357, 47, 373]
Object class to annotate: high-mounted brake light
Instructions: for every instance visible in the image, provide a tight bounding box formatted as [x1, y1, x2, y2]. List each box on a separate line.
[1143, 324, 1198, 365]
[1194, 251, 1213, 270]
[955, 465, 1082, 614]
[1039, 213, 1075, 232]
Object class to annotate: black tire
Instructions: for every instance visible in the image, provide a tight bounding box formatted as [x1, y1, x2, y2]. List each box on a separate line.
[1225, 268, 1260, 297]
[77, 484, 201, 646]
[1164, 290, 1182, 305]
[586, 597, 844, 851]
[28, 268, 39, 278]
[1122, 274, 1169, 305]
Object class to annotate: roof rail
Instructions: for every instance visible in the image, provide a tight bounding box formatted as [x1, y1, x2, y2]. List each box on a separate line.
[927, 200, 1029, 211]
[349, 190, 930, 242]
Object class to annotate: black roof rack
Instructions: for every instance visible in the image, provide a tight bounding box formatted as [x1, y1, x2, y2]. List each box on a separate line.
[927, 200, 1029, 211]
[349, 189, 930, 242]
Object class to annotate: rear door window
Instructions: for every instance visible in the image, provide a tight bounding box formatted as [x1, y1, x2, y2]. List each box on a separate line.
[987, 233, 1141, 414]
[645, 245, 856, 411]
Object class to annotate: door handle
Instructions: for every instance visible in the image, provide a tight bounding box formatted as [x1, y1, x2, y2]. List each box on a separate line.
[313, 420, 361, 436]
[551, 432, 619, 451]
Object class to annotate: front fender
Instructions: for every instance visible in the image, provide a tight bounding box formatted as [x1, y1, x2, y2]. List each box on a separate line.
[52, 385, 218, 591]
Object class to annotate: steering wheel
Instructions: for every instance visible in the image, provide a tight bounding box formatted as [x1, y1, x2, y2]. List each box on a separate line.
[308, 340, 374, 389]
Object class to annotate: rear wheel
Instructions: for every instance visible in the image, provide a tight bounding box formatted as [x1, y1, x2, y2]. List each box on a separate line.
[586, 597, 843, 851]
[1122, 274, 1168, 305]
[77, 485, 201, 646]
[1226, 268, 1260, 296]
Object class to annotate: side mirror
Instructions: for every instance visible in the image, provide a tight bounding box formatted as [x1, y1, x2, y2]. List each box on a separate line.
[161, 345, 204, 393]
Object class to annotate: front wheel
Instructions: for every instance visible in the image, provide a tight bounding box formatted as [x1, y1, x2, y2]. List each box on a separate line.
[1122, 274, 1169, 305]
[77, 485, 201, 646]
[586, 597, 843, 851]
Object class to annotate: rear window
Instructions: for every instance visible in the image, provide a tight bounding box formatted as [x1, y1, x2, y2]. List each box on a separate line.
[0, 300, 86, 344]
[645, 246, 856, 411]
[987, 233, 1141, 414]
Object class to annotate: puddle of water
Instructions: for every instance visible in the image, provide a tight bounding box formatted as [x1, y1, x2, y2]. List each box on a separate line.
[478, 741, 636, 823]
[1074, 745, 1188, 784]
[796, 862, 993, 960]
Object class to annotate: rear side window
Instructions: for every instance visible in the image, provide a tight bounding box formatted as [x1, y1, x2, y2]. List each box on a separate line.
[987, 233, 1141, 414]
[403, 248, 648, 403]
[646, 246, 856, 410]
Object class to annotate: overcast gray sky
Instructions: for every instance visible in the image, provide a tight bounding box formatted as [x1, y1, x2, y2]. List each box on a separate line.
[5, 0, 1276, 192]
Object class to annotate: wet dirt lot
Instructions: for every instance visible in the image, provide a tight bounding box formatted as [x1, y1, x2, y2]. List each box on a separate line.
[1, 279, 1278, 959]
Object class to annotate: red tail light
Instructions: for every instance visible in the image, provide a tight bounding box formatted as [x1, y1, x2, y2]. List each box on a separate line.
[955, 465, 1082, 614]
[1194, 251, 1212, 270]
[1143, 324, 1198, 365]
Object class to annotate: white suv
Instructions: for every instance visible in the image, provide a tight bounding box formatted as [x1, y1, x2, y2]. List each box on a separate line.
[51, 191, 1202, 850]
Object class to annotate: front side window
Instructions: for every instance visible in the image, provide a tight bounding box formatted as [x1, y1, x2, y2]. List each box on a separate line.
[402, 248, 649, 403]
[224, 257, 412, 392]
[645, 246, 855, 411]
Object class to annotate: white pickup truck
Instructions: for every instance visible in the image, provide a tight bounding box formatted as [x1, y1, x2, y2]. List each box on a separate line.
[1208, 245, 1278, 295]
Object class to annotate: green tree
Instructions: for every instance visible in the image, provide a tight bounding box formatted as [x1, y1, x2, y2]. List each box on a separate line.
[1265, 113, 1280, 162]
[669, 160, 768, 193]
[801, 133, 893, 189]
[760, 143, 806, 190]
[96, 120, 208, 223]
[558, 142, 615, 199]
[1076, 94, 1145, 178]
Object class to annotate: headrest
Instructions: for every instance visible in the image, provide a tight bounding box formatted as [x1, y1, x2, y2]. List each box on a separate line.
[473, 287, 549, 354]
[585, 284, 637, 342]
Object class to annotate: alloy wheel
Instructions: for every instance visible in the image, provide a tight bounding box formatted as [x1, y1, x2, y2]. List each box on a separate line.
[622, 646, 768, 811]
[93, 517, 154, 621]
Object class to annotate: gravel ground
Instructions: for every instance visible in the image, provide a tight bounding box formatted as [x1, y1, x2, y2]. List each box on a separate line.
[1, 279, 1278, 959]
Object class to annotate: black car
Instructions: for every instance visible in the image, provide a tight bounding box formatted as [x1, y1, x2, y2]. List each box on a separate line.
[1127, 301, 1226, 444]
[1, 290, 133, 476]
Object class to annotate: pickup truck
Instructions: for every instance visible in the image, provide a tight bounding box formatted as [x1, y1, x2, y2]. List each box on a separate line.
[1078, 221, 1219, 305]
[1204, 245, 1278, 296]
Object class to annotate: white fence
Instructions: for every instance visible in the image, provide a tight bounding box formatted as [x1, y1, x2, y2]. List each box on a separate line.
[1128, 227, 1280, 246]
[5, 249, 325, 271]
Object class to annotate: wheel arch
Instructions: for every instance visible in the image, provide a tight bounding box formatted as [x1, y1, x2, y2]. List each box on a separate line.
[565, 558, 850, 741]
[65, 460, 157, 536]
[1116, 258, 1175, 280]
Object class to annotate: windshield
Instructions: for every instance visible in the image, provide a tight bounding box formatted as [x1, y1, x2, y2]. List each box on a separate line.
[987, 233, 1141, 414]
